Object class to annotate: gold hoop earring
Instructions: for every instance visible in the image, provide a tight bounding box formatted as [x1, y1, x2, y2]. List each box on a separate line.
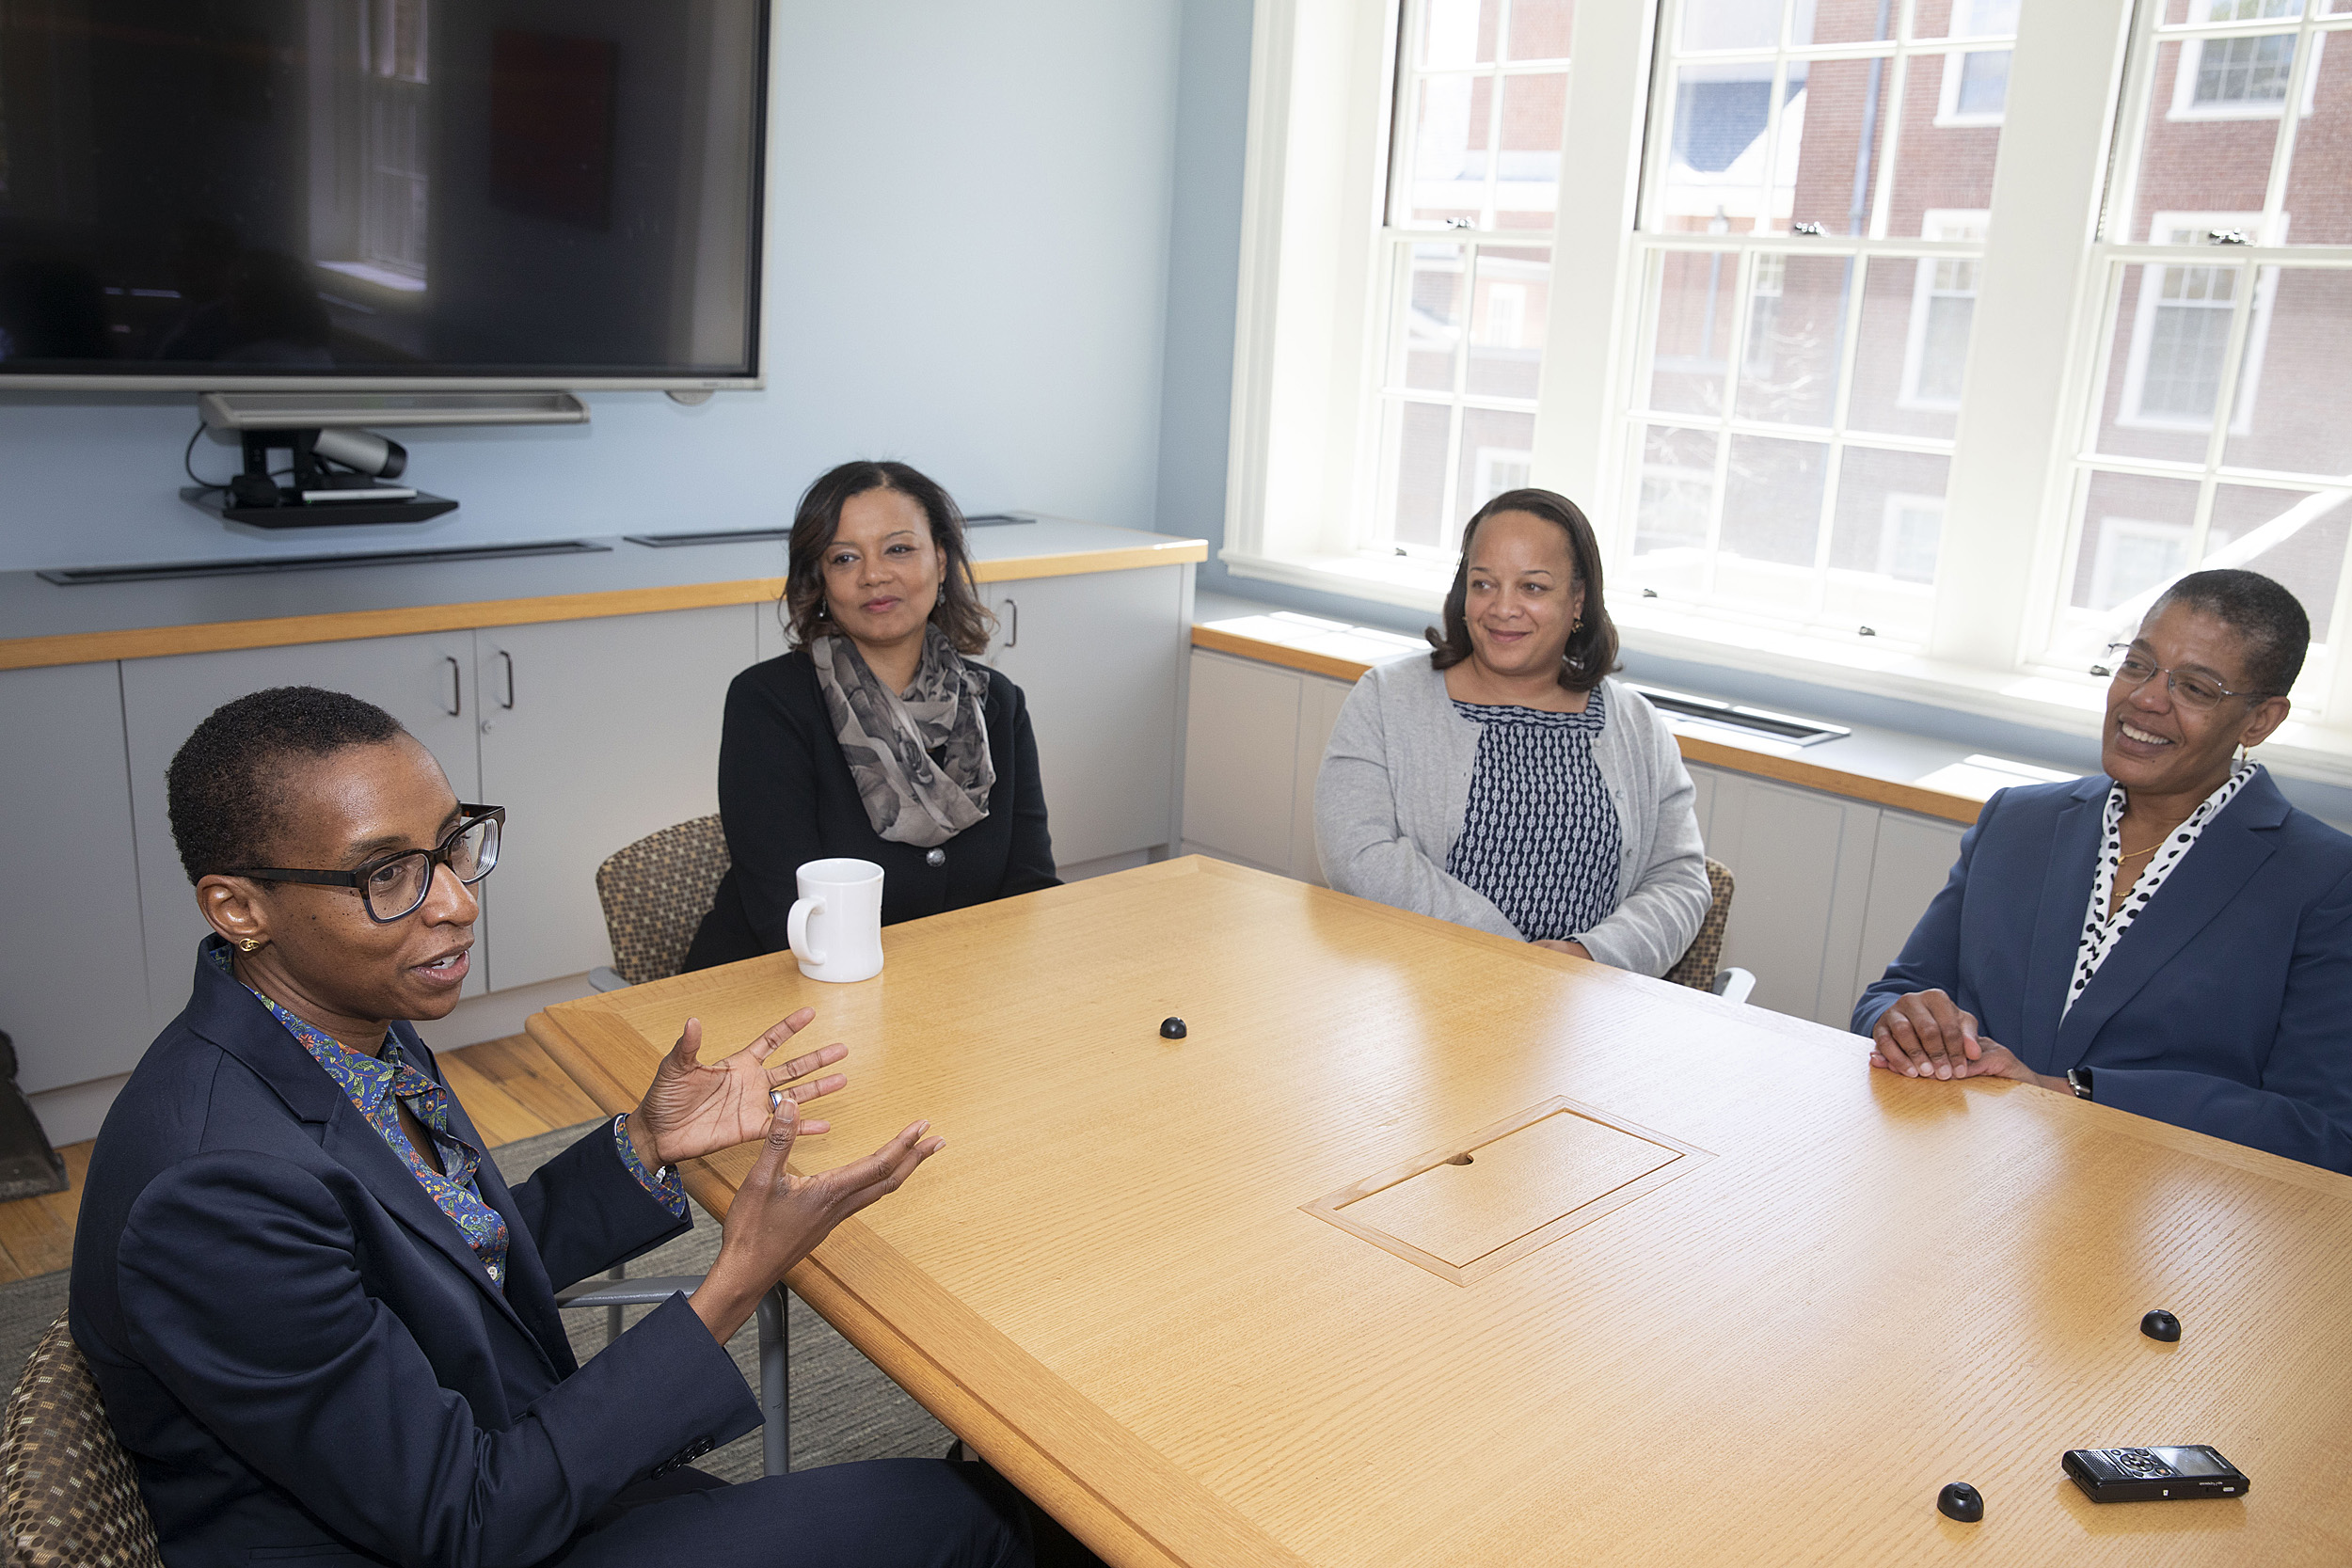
[1571, 617, 1583, 632]
[237, 938, 264, 953]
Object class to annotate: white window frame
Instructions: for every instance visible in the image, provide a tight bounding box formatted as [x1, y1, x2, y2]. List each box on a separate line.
[2167, 24, 2322, 121]
[1899, 209, 1989, 409]
[2113, 211, 2278, 433]
[1224, 0, 2352, 785]
[1877, 491, 1947, 581]
[1932, 0, 2022, 128]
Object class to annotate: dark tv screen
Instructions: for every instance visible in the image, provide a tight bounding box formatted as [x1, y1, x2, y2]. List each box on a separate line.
[0, 0, 767, 385]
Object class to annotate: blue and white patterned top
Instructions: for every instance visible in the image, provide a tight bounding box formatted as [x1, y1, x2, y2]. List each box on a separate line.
[2063, 759, 2258, 1021]
[1444, 687, 1623, 943]
[208, 944, 685, 1291]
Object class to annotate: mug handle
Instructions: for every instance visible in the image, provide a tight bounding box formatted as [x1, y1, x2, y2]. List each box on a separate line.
[787, 895, 827, 965]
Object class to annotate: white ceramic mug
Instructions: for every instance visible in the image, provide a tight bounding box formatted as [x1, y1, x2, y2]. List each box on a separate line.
[787, 858, 885, 983]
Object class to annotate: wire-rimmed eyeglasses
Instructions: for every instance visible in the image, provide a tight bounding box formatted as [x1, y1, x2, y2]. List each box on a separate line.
[2099, 643, 2269, 714]
[223, 806, 504, 924]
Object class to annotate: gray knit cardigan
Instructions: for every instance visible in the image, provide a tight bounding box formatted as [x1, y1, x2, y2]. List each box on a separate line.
[1313, 656, 1712, 976]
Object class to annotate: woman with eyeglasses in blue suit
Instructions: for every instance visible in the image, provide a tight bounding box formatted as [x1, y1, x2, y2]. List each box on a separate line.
[1855, 569, 2352, 1175]
[67, 687, 1091, 1568]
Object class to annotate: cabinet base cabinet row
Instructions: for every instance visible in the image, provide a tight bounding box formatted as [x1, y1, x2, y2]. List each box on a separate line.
[0, 575, 1189, 1109]
[1179, 649, 1969, 1031]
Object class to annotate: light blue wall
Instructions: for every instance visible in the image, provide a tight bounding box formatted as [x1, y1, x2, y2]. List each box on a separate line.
[1153, 0, 1253, 552]
[0, 0, 1184, 573]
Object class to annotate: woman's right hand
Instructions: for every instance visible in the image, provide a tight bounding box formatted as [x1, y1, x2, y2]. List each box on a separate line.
[690, 1097, 945, 1343]
[1868, 988, 1984, 1081]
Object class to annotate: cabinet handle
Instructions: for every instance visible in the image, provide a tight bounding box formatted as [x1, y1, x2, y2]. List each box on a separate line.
[443, 656, 462, 717]
[499, 650, 516, 710]
[1003, 597, 1019, 649]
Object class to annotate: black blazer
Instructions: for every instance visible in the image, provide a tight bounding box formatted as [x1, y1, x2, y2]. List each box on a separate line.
[684, 648, 1059, 971]
[69, 940, 760, 1568]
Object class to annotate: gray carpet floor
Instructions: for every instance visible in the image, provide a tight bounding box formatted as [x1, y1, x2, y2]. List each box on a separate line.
[2, 1121, 950, 1485]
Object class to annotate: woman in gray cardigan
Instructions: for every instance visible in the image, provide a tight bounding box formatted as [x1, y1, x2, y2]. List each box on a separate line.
[1315, 488, 1710, 976]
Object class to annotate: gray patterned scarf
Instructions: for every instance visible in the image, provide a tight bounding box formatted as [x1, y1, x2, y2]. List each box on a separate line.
[808, 625, 995, 847]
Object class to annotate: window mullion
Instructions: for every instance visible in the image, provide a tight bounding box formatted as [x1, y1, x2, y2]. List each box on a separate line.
[1866, 53, 1912, 242]
[2257, 17, 2317, 232]
[1928, 0, 2136, 671]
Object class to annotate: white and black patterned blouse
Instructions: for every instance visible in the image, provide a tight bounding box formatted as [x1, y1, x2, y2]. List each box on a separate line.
[2064, 759, 2258, 1020]
[1443, 688, 1623, 943]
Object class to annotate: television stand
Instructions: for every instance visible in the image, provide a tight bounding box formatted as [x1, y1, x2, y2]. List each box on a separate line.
[181, 484, 459, 529]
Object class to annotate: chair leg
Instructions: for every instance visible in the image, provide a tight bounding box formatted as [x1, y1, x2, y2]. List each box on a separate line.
[756, 1285, 789, 1476]
[604, 1265, 625, 1348]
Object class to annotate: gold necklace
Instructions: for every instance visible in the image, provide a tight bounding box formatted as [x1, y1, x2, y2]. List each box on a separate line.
[2118, 818, 2192, 862]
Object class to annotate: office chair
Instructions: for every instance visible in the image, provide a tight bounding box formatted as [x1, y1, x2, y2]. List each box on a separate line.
[588, 815, 732, 992]
[2, 1313, 165, 1567]
[578, 814, 791, 1474]
[1662, 857, 1756, 1004]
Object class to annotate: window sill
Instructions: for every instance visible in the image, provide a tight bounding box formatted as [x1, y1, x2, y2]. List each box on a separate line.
[1221, 546, 2352, 788]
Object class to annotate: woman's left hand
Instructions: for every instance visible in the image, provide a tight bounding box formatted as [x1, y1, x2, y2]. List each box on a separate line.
[630, 1010, 849, 1170]
[1868, 1037, 2070, 1094]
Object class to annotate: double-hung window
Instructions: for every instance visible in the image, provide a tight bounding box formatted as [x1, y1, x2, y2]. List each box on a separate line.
[1374, 0, 1573, 556]
[1227, 0, 2352, 776]
[2050, 0, 2352, 727]
[1621, 0, 2015, 636]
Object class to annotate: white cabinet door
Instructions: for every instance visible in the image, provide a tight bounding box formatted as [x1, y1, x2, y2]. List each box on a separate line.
[1687, 764, 1720, 843]
[983, 567, 1187, 868]
[0, 663, 152, 1093]
[1708, 774, 1882, 1026]
[474, 606, 755, 991]
[1287, 673, 1355, 885]
[1181, 651, 1304, 873]
[1853, 812, 1966, 998]
[121, 634, 486, 1032]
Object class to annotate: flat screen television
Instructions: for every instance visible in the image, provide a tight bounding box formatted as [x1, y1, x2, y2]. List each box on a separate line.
[0, 0, 768, 391]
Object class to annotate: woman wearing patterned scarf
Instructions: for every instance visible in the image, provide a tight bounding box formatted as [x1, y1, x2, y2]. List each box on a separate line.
[685, 461, 1059, 971]
[1855, 569, 2352, 1175]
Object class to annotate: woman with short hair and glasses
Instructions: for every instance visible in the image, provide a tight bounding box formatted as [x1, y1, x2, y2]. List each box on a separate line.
[1855, 568, 2352, 1175]
[684, 459, 1058, 973]
[70, 686, 1073, 1567]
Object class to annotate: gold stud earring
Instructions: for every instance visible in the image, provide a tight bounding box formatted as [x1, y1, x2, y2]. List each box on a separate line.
[237, 937, 264, 953]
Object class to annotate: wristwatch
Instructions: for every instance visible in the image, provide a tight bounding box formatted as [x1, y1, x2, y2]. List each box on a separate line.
[2067, 1067, 2095, 1101]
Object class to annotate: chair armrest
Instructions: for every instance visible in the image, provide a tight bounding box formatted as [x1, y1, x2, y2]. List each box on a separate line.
[554, 1275, 706, 1309]
[1710, 967, 1756, 1006]
[587, 966, 632, 993]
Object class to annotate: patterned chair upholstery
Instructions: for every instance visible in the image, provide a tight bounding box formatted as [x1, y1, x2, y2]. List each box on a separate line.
[1661, 857, 1735, 992]
[1, 1313, 163, 1568]
[594, 816, 734, 987]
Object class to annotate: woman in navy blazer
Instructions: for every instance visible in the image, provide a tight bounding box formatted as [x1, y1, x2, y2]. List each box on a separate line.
[1854, 570, 2352, 1176]
[69, 688, 1050, 1567]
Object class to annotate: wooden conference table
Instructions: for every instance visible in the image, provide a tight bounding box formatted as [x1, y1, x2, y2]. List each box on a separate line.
[528, 857, 2352, 1566]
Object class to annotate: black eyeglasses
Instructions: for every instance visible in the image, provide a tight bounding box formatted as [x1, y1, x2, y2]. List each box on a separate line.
[2099, 643, 2270, 713]
[223, 806, 504, 924]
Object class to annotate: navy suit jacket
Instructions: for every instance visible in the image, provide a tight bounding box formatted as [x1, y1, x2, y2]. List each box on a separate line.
[69, 942, 761, 1568]
[1853, 770, 2352, 1175]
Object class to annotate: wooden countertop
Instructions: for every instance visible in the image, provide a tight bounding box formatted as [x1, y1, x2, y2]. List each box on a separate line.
[1189, 610, 2086, 827]
[0, 516, 1207, 672]
[530, 857, 2352, 1567]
